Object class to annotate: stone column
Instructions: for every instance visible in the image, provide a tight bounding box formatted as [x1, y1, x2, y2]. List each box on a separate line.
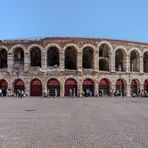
[94, 79, 99, 96]
[140, 56, 143, 73]
[126, 55, 130, 73]
[60, 51, 64, 71]
[77, 51, 82, 72]
[24, 53, 29, 71]
[7, 53, 13, 71]
[111, 53, 115, 72]
[94, 51, 99, 71]
[77, 78, 82, 97]
[41, 52, 46, 70]
[60, 80, 64, 97]
[126, 84, 131, 97]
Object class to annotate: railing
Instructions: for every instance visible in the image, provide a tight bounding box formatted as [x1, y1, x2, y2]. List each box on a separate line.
[82, 69, 96, 75]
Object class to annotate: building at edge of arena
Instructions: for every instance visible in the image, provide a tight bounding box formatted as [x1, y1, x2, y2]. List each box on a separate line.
[0, 37, 148, 97]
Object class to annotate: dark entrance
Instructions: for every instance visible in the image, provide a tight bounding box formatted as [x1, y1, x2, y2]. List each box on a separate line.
[131, 79, 138, 96]
[99, 78, 110, 96]
[14, 79, 25, 93]
[116, 79, 125, 96]
[47, 79, 60, 96]
[82, 79, 94, 96]
[144, 80, 148, 94]
[65, 78, 77, 96]
[0, 79, 8, 96]
[31, 79, 42, 96]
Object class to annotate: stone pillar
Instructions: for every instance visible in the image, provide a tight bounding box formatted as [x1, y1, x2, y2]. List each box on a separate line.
[126, 84, 131, 97]
[8, 53, 13, 71]
[60, 51, 64, 71]
[24, 53, 29, 71]
[94, 79, 99, 96]
[60, 80, 64, 97]
[111, 53, 115, 72]
[77, 78, 82, 97]
[77, 52, 82, 71]
[94, 51, 99, 71]
[140, 56, 143, 73]
[126, 55, 130, 73]
[41, 52, 46, 70]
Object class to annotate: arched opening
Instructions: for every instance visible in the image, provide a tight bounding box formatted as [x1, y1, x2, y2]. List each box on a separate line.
[14, 48, 24, 66]
[82, 78, 94, 96]
[31, 47, 41, 67]
[30, 79, 42, 96]
[0, 49, 7, 68]
[65, 78, 77, 96]
[99, 78, 110, 96]
[47, 78, 60, 96]
[47, 47, 59, 67]
[99, 59, 109, 71]
[14, 79, 25, 94]
[143, 52, 148, 73]
[130, 79, 140, 96]
[144, 80, 148, 95]
[99, 44, 110, 71]
[130, 50, 140, 72]
[115, 49, 125, 71]
[65, 47, 77, 70]
[115, 79, 126, 96]
[82, 47, 94, 69]
[0, 79, 8, 96]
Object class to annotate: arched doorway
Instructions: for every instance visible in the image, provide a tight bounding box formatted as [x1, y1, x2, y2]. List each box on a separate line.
[82, 79, 94, 96]
[115, 49, 126, 71]
[131, 79, 140, 96]
[99, 78, 110, 96]
[99, 44, 111, 71]
[82, 47, 94, 69]
[65, 78, 77, 96]
[143, 52, 148, 73]
[115, 79, 126, 96]
[0, 79, 8, 96]
[14, 79, 25, 94]
[30, 79, 42, 96]
[0, 49, 7, 68]
[47, 47, 59, 67]
[144, 80, 148, 95]
[30, 47, 41, 67]
[65, 46, 77, 70]
[47, 78, 60, 96]
[130, 50, 140, 72]
[14, 48, 24, 65]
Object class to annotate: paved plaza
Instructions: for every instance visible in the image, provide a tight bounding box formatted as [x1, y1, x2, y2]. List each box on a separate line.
[0, 97, 148, 148]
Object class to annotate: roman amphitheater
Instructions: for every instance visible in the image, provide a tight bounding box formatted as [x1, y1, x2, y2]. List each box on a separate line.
[0, 37, 148, 97]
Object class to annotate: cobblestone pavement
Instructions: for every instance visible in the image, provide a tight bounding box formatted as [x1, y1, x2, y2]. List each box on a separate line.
[0, 97, 148, 148]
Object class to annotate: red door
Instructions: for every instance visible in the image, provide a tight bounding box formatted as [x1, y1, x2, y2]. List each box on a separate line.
[99, 78, 110, 95]
[65, 78, 77, 96]
[31, 79, 42, 96]
[0, 79, 8, 96]
[83, 79, 94, 96]
[14, 79, 25, 93]
[47, 79, 60, 96]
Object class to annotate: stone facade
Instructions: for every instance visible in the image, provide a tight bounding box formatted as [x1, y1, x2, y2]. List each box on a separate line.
[0, 37, 148, 97]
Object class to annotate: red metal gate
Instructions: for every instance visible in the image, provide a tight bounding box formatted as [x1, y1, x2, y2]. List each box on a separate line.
[47, 79, 60, 96]
[99, 78, 110, 95]
[31, 79, 42, 96]
[83, 79, 94, 96]
[65, 78, 77, 96]
[14, 79, 25, 93]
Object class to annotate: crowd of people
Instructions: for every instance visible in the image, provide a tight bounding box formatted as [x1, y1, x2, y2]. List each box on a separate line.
[0, 87, 148, 98]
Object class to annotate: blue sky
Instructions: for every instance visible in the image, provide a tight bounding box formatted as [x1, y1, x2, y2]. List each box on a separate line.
[0, 0, 148, 42]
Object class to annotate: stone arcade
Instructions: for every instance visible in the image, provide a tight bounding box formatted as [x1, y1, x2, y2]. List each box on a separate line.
[0, 37, 148, 96]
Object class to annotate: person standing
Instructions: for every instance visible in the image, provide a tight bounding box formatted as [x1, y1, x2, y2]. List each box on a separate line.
[55, 88, 57, 98]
